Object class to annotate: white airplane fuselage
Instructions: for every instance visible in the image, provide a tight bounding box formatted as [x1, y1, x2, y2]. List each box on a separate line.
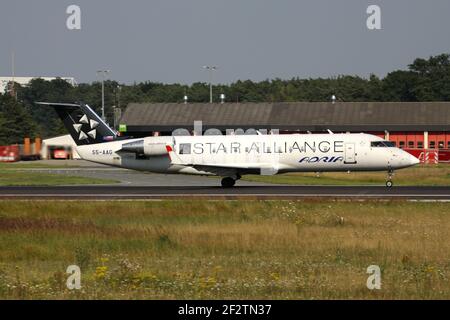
[75, 133, 420, 177]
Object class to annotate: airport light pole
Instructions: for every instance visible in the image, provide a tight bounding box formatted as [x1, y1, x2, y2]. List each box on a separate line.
[202, 65, 217, 103]
[117, 85, 121, 109]
[96, 70, 110, 121]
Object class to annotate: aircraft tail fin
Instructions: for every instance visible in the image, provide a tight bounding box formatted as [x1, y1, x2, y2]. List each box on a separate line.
[36, 102, 117, 146]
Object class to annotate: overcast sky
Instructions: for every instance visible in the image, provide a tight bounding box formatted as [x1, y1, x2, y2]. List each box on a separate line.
[1, 0, 450, 84]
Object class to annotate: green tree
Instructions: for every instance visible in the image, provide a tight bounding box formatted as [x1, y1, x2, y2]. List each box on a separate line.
[0, 94, 37, 145]
[381, 71, 419, 101]
[408, 54, 450, 100]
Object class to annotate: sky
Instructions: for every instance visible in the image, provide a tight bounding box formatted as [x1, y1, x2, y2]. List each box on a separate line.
[1, 0, 450, 84]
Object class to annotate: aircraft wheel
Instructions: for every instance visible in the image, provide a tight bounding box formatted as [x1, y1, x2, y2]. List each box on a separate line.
[386, 180, 393, 188]
[221, 177, 236, 188]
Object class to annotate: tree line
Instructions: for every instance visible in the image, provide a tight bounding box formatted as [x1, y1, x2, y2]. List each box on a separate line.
[0, 53, 449, 144]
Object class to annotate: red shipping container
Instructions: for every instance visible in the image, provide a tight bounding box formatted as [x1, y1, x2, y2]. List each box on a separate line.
[0, 145, 20, 162]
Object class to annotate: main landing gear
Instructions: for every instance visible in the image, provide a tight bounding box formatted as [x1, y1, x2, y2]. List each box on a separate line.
[221, 174, 241, 188]
[386, 170, 394, 188]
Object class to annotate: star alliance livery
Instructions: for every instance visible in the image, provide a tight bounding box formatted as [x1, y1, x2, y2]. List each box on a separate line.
[38, 102, 420, 187]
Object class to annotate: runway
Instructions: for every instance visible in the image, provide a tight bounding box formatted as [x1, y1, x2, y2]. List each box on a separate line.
[1, 185, 449, 200]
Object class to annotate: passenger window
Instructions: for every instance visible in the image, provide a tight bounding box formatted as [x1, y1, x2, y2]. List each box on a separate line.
[438, 141, 444, 149]
[429, 141, 436, 149]
[447, 141, 450, 149]
[417, 141, 423, 149]
[399, 141, 405, 149]
[179, 143, 191, 154]
[408, 141, 415, 148]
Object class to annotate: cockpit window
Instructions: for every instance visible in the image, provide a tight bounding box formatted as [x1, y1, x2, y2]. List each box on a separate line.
[371, 141, 396, 148]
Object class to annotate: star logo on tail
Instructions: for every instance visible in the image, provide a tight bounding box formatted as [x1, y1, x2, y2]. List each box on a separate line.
[73, 114, 99, 141]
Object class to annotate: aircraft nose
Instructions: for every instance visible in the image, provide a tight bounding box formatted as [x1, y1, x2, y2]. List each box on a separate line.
[407, 153, 420, 166]
[409, 154, 420, 165]
[394, 150, 420, 168]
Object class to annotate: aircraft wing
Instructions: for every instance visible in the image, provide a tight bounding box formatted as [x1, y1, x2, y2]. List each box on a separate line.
[191, 163, 260, 176]
[192, 162, 282, 176]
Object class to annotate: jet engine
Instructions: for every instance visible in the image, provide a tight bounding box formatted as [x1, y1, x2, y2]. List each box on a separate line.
[119, 139, 168, 156]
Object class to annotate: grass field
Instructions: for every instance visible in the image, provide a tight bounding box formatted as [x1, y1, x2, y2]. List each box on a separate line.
[0, 200, 449, 299]
[0, 162, 117, 186]
[0, 162, 80, 169]
[243, 164, 450, 186]
[0, 171, 118, 186]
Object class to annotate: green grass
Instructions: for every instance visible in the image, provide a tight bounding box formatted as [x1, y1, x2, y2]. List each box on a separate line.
[0, 200, 449, 299]
[0, 162, 80, 169]
[0, 161, 117, 186]
[243, 164, 450, 186]
[0, 171, 117, 186]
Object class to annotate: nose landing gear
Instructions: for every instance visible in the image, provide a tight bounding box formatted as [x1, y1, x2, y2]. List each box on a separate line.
[386, 170, 394, 188]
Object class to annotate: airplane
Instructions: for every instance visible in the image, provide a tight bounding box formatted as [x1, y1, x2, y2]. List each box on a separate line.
[37, 102, 420, 188]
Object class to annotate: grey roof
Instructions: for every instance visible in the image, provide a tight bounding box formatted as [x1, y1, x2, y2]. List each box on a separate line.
[120, 102, 450, 132]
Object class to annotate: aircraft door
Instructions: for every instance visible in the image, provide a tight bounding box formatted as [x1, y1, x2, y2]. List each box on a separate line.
[344, 143, 357, 164]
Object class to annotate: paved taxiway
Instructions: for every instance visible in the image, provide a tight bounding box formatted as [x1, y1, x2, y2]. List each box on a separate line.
[6, 161, 450, 200]
[1, 186, 449, 200]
